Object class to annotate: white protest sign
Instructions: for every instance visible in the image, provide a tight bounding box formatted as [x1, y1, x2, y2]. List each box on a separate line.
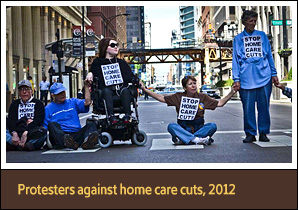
[18, 103, 35, 119]
[178, 96, 200, 121]
[101, 63, 123, 86]
[243, 35, 263, 58]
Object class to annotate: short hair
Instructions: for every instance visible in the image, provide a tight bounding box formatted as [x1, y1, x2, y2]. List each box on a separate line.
[241, 10, 258, 24]
[181, 76, 197, 89]
[98, 37, 117, 58]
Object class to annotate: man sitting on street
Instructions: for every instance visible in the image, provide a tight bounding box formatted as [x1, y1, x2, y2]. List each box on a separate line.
[43, 80, 99, 150]
[6, 80, 47, 151]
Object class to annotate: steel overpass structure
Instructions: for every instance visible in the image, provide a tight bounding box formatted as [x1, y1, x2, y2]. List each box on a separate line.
[119, 46, 233, 85]
[119, 47, 233, 64]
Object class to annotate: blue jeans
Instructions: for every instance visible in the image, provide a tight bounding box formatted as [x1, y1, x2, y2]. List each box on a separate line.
[6, 129, 46, 150]
[239, 80, 272, 136]
[167, 120, 217, 145]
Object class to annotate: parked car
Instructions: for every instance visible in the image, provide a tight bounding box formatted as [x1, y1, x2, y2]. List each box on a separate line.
[156, 87, 184, 95]
[200, 85, 221, 99]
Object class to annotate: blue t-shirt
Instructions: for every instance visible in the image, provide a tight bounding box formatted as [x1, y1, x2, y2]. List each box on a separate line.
[232, 29, 277, 89]
[43, 98, 89, 133]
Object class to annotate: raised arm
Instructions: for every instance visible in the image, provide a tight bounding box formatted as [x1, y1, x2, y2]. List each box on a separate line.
[139, 81, 166, 103]
[217, 84, 238, 107]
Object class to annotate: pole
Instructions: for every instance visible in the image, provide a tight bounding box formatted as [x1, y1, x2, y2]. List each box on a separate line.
[219, 38, 222, 81]
[282, 6, 288, 72]
[55, 29, 62, 83]
[82, 7, 86, 79]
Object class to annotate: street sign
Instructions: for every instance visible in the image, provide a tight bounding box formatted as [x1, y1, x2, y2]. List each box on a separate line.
[272, 20, 292, 26]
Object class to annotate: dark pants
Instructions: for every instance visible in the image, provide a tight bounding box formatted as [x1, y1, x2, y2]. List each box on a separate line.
[40, 90, 48, 105]
[102, 87, 131, 116]
[48, 121, 98, 148]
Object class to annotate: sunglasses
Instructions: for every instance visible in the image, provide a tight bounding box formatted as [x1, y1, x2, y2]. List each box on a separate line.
[19, 87, 31, 92]
[109, 43, 119, 48]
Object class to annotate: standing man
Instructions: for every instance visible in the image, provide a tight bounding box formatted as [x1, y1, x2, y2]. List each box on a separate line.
[27, 76, 35, 96]
[232, 10, 279, 143]
[39, 76, 50, 105]
[43, 80, 100, 150]
[6, 80, 47, 151]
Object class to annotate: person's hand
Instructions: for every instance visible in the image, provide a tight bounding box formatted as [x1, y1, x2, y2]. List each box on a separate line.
[272, 76, 279, 86]
[274, 82, 285, 91]
[27, 118, 33, 125]
[85, 72, 93, 86]
[231, 83, 238, 93]
[84, 78, 91, 87]
[19, 131, 28, 148]
[139, 81, 145, 90]
[233, 81, 240, 91]
[11, 132, 20, 146]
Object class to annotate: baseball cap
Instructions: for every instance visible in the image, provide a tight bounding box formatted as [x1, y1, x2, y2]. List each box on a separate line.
[50, 82, 66, 94]
[18, 80, 32, 89]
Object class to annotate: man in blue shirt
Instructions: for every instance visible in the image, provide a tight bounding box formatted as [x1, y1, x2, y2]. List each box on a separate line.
[43, 81, 99, 150]
[232, 10, 279, 143]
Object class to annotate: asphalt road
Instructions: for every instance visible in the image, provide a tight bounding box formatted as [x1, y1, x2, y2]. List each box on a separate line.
[5, 96, 293, 164]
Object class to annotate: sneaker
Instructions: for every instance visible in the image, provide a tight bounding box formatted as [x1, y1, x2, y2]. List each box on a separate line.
[22, 142, 35, 151]
[191, 136, 211, 145]
[172, 137, 184, 145]
[123, 115, 132, 124]
[259, 133, 270, 142]
[81, 132, 99, 150]
[243, 135, 256, 143]
[109, 115, 118, 125]
[64, 134, 79, 150]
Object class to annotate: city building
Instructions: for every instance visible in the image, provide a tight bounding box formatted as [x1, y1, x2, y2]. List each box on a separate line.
[6, 6, 92, 101]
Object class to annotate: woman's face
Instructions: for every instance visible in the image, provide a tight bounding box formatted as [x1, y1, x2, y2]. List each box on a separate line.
[106, 40, 119, 58]
[244, 17, 257, 33]
[184, 79, 197, 95]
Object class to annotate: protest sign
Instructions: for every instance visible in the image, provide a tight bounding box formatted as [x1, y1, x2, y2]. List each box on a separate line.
[18, 103, 35, 119]
[101, 63, 123, 86]
[243, 35, 263, 58]
[178, 97, 200, 120]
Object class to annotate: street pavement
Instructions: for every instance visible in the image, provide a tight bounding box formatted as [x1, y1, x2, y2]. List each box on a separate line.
[5, 96, 293, 164]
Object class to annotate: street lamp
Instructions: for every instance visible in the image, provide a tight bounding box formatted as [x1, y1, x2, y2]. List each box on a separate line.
[227, 19, 239, 39]
[104, 13, 130, 37]
[216, 32, 225, 81]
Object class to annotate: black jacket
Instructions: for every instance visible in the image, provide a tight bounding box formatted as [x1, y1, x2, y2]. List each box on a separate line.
[7, 98, 45, 134]
[90, 57, 136, 89]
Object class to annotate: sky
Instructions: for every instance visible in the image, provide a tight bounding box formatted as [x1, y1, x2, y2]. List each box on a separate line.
[144, 6, 180, 80]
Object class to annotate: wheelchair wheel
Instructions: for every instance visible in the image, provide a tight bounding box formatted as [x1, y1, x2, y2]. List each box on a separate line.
[99, 132, 113, 148]
[132, 130, 147, 146]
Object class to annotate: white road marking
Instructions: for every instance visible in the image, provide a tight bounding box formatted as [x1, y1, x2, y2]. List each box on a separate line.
[150, 138, 204, 151]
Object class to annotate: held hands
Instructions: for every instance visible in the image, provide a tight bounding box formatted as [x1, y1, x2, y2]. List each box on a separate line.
[19, 131, 28, 148]
[139, 81, 145, 90]
[11, 132, 20, 146]
[232, 82, 240, 93]
[85, 72, 93, 86]
[272, 76, 279, 86]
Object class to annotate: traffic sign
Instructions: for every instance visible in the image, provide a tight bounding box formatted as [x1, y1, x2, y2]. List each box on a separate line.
[272, 20, 292, 26]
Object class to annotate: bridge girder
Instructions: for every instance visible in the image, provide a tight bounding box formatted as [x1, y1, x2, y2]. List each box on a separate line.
[119, 47, 233, 64]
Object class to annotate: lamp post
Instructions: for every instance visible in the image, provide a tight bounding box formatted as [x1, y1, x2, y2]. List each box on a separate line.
[216, 32, 225, 81]
[104, 13, 130, 37]
[227, 19, 239, 39]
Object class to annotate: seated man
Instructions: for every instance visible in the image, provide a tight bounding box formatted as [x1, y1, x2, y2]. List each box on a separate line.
[6, 80, 47, 151]
[43, 80, 99, 150]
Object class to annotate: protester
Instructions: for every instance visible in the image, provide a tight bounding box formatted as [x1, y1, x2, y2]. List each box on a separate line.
[6, 80, 47, 151]
[43, 81, 99, 150]
[86, 38, 137, 124]
[39, 76, 50, 105]
[27, 76, 35, 96]
[232, 10, 279, 143]
[139, 76, 238, 145]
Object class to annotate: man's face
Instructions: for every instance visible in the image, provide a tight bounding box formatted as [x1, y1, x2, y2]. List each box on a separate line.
[18, 86, 32, 103]
[52, 91, 66, 103]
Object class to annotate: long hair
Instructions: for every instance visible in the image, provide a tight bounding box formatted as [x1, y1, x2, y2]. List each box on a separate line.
[97, 37, 117, 58]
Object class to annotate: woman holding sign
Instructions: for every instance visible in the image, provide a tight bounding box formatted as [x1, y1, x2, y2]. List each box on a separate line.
[232, 10, 279, 143]
[139, 76, 238, 145]
[87, 38, 136, 124]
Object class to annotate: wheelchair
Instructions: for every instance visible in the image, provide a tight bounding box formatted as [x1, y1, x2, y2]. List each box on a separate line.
[87, 77, 147, 148]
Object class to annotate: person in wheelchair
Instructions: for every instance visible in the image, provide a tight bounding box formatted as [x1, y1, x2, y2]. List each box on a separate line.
[86, 38, 137, 125]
